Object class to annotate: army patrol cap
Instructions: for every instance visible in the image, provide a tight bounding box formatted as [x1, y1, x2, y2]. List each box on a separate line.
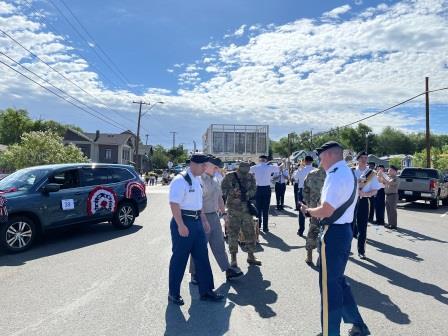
[190, 153, 209, 164]
[239, 161, 251, 168]
[315, 141, 343, 156]
[208, 156, 224, 168]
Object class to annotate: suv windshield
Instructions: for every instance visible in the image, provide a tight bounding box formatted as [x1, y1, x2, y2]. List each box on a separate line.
[400, 168, 438, 179]
[0, 169, 49, 193]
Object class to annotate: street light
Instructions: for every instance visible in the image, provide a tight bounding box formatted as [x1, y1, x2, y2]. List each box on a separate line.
[142, 101, 164, 118]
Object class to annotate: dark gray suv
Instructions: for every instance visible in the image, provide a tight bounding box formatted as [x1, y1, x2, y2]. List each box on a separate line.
[0, 163, 147, 253]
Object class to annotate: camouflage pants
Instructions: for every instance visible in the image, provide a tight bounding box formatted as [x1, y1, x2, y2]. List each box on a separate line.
[306, 218, 320, 251]
[228, 211, 256, 254]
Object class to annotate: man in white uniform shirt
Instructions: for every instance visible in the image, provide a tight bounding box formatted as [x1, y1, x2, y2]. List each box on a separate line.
[353, 152, 381, 260]
[168, 154, 224, 305]
[300, 142, 370, 336]
[293, 155, 314, 237]
[273, 163, 289, 210]
[250, 155, 279, 232]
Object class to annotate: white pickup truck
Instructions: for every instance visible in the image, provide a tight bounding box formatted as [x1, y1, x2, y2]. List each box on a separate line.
[398, 168, 448, 209]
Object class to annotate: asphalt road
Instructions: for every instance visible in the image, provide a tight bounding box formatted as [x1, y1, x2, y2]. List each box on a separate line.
[1, 185, 447, 336]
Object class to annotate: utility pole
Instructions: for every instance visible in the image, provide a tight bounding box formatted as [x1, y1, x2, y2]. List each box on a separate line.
[425, 77, 431, 168]
[193, 140, 197, 153]
[145, 134, 149, 145]
[170, 131, 178, 149]
[132, 101, 150, 171]
[310, 129, 313, 150]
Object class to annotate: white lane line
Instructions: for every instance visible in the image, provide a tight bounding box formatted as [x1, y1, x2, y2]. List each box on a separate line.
[441, 212, 448, 218]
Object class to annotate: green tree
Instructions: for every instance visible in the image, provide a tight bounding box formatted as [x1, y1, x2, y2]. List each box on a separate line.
[376, 127, 415, 156]
[151, 145, 170, 169]
[389, 157, 402, 169]
[0, 108, 33, 145]
[0, 131, 88, 170]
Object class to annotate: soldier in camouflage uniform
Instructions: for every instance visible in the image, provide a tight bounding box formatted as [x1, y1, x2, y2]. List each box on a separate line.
[221, 162, 261, 267]
[303, 167, 326, 265]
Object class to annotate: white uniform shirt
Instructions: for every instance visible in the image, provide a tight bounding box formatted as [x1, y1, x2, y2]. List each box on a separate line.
[321, 160, 358, 224]
[169, 169, 203, 211]
[293, 165, 314, 188]
[354, 167, 381, 194]
[250, 163, 279, 186]
[273, 169, 289, 184]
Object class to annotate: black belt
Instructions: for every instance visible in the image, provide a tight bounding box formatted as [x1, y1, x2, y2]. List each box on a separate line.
[386, 193, 397, 195]
[257, 185, 270, 187]
[181, 210, 202, 219]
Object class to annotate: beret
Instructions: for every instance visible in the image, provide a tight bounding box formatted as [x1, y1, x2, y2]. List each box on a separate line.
[315, 141, 343, 156]
[190, 154, 209, 164]
[305, 155, 314, 162]
[208, 156, 224, 168]
[259, 155, 268, 160]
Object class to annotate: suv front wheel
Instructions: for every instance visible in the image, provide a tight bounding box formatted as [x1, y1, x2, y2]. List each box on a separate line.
[1, 216, 36, 253]
[112, 202, 136, 229]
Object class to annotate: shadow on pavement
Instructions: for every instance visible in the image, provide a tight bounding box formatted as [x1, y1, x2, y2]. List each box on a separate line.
[394, 227, 448, 244]
[351, 258, 448, 306]
[0, 223, 143, 267]
[227, 265, 277, 319]
[397, 202, 447, 215]
[367, 238, 424, 262]
[259, 232, 303, 252]
[164, 283, 235, 336]
[269, 205, 297, 218]
[348, 276, 411, 325]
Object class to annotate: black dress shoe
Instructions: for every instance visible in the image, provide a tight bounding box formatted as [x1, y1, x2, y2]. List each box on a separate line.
[200, 291, 225, 302]
[168, 295, 184, 306]
[358, 253, 367, 260]
[263, 227, 269, 233]
[348, 324, 371, 336]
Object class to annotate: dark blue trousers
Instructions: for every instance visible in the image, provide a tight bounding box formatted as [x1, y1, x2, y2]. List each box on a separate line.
[320, 224, 365, 336]
[256, 186, 271, 230]
[375, 188, 385, 225]
[297, 188, 305, 235]
[355, 198, 369, 255]
[169, 216, 214, 297]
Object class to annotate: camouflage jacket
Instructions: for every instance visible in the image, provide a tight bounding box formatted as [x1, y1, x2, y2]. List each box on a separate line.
[303, 167, 326, 208]
[221, 172, 257, 212]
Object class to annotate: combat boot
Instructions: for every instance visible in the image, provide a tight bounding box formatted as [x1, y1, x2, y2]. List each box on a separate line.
[247, 252, 262, 266]
[230, 252, 238, 268]
[305, 250, 313, 265]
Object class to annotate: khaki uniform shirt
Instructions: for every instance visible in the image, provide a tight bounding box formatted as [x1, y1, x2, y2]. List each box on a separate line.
[385, 176, 399, 194]
[200, 173, 222, 213]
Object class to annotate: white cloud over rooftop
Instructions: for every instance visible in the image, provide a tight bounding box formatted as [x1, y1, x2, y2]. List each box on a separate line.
[0, 0, 447, 139]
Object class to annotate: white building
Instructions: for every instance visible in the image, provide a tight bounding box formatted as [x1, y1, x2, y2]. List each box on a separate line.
[203, 124, 269, 161]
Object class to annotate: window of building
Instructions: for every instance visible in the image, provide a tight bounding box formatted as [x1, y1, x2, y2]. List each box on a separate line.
[123, 149, 130, 162]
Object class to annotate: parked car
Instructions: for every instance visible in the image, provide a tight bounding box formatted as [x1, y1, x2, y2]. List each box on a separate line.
[0, 163, 147, 253]
[398, 167, 448, 209]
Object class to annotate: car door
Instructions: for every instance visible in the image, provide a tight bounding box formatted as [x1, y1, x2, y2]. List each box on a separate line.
[42, 168, 90, 227]
[80, 167, 116, 221]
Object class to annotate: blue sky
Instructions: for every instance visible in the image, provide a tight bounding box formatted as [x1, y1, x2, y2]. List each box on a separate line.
[0, 0, 447, 149]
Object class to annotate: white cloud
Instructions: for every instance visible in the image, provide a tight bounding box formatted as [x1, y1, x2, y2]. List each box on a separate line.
[0, 1, 14, 14]
[1, 0, 448, 142]
[323, 4, 352, 19]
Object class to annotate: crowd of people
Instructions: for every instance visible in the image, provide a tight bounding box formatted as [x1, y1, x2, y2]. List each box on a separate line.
[165, 142, 401, 336]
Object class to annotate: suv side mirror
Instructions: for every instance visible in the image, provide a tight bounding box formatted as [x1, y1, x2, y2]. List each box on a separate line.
[43, 183, 60, 193]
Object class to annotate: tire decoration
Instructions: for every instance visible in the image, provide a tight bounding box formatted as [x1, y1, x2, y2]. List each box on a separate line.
[125, 181, 146, 200]
[0, 196, 8, 223]
[87, 186, 118, 216]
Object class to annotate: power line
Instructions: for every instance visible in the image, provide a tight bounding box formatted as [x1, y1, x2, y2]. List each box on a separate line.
[0, 28, 137, 130]
[0, 55, 126, 131]
[58, 0, 131, 85]
[46, 0, 129, 87]
[314, 87, 448, 137]
[21, 0, 122, 89]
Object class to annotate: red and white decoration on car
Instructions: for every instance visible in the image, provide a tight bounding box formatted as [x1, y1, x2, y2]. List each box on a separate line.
[87, 186, 118, 216]
[125, 181, 146, 200]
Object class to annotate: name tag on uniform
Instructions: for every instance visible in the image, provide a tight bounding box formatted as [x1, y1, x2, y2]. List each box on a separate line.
[189, 188, 195, 192]
[61, 199, 75, 210]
